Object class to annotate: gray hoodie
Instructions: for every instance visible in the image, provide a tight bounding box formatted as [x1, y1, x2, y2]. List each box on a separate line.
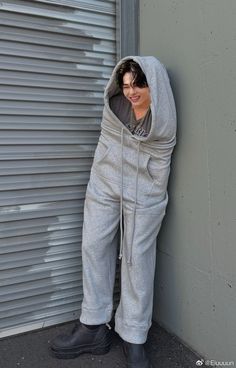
[91, 55, 177, 264]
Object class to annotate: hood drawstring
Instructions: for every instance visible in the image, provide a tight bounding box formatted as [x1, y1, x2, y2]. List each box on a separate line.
[128, 140, 140, 265]
[118, 127, 140, 266]
[118, 127, 124, 260]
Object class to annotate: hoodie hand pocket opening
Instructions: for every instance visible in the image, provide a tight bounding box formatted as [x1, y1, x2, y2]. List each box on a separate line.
[146, 157, 170, 189]
[93, 140, 111, 165]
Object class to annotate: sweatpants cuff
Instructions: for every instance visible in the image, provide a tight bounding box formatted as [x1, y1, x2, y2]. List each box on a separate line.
[80, 305, 113, 325]
[115, 316, 150, 344]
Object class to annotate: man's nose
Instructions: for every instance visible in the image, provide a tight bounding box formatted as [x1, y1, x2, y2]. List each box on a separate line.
[129, 86, 136, 94]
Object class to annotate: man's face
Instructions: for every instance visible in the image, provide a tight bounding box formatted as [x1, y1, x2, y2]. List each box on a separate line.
[122, 72, 151, 110]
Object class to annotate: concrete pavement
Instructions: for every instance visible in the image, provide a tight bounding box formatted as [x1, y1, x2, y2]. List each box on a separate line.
[0, 321, 201, 368]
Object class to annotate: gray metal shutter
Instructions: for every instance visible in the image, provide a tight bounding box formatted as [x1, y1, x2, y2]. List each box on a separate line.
[0, 0, 119, 338]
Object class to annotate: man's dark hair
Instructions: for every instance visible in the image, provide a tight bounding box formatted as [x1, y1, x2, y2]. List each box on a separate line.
[116, 59, 148, 89]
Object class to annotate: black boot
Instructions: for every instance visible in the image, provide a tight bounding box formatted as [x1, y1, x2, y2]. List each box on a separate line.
[50, 322, 112, 359]
[122, 341, 153, 368]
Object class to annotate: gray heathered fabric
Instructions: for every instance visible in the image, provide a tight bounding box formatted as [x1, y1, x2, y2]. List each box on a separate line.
[80, 56, 177, 344]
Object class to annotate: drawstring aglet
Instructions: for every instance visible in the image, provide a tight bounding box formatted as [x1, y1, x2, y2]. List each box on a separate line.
[106, 323, 112, 330]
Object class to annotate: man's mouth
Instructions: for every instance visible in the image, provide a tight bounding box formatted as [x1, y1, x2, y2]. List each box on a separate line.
[130, 96, 140, 103]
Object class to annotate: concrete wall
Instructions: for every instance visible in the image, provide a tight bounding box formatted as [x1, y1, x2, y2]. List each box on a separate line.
[140, 0, 236, 361]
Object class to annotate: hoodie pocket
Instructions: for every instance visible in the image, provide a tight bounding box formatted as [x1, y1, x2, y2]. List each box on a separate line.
[92, 138, 120, 182]
[93, 139, 112, 165]
[145, 156, 170, 195]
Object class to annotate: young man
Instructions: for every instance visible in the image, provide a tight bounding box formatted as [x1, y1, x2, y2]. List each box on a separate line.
[50, 57, 176, 368]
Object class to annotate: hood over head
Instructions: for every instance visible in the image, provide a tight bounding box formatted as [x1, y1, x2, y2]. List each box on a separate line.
[103, 56, 177, 148]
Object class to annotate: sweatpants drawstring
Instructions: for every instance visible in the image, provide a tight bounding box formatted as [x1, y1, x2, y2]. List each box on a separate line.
[118, 127, 124, 260]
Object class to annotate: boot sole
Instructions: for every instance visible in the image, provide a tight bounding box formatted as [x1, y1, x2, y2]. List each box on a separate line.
[50, 339, 112, 359]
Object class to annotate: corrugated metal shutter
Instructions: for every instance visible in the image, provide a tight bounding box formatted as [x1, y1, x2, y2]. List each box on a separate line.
[0, 0, 119, 338]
